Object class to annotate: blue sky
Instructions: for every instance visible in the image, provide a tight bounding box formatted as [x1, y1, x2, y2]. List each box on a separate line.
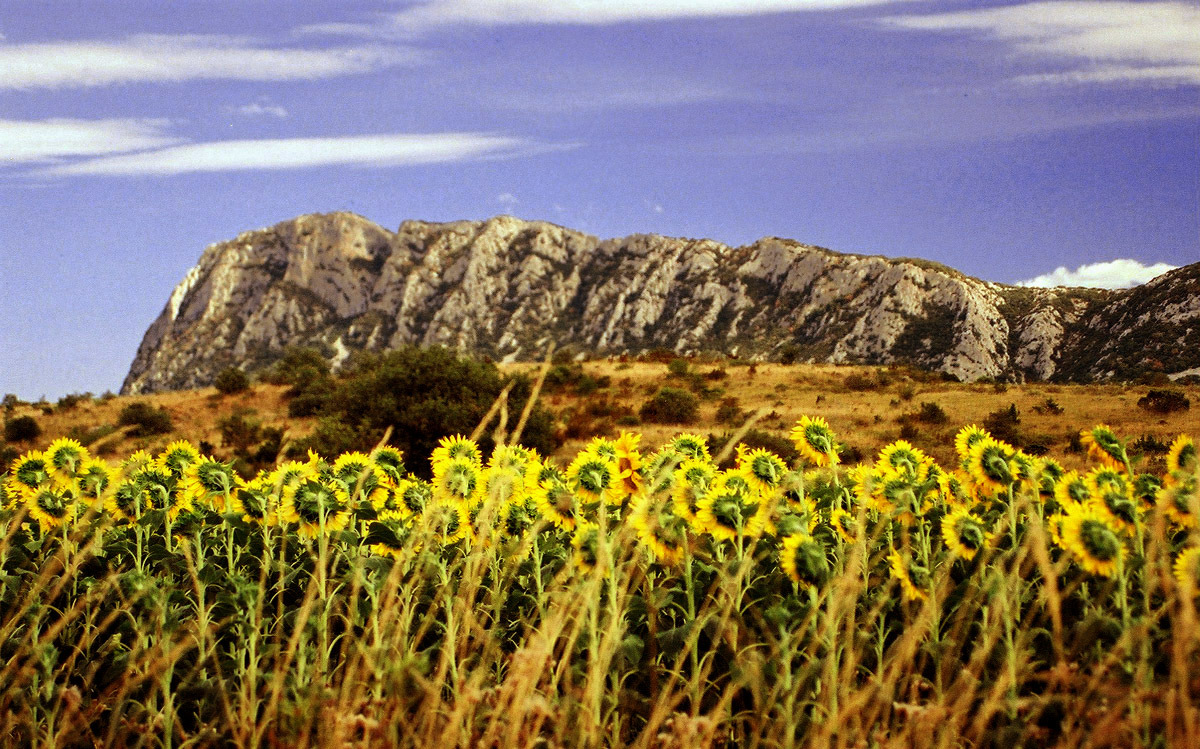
[1, 0, 1197, 399]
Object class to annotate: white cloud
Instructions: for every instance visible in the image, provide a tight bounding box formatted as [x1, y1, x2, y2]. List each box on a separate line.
[0, 34, 417, 89]
[1016, 259, 1178, 289]
[0, 118, 182, 164]
[308, 0, 910, 34]
[230, 99, 290, 119]
[496, 192, 519, 208]
[37, 132, 533, 176]
[884, 2, 1200, 85]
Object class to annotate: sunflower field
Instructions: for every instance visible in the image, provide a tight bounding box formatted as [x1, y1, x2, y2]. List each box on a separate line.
[1, 417, 1198, 747]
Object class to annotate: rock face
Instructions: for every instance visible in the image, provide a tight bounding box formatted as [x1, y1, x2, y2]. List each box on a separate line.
[121, 212, 1200, 394]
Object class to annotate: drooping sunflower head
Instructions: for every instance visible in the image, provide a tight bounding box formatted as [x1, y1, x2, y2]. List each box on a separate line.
[366, 518, 413, 560]
[120, 450, 155, 477]
[26, 485, 77, 528]
[430, 435, 482, 470]
[829, 507, 858, 544]
[571, 521, 603, 573]
[44, 438, 88, 482]
[643, 449, 682, 499]
[106, 479, 145, 523]
[1036, 458, 1066, 502]
[668, 434, 711, 463]
[1166, 435, 1198, 481]
[671, 458, 717, 524]
[737, 447, 788, 495]
[483, 464, 525, 506]
[888, 551, 929, 602]
[583, 437, 619, 463]
[780, 533, 830, 591]
[876, 440, 928, 482]
[432, 456, 483, 507]
[497, 495, 536, 540]
[370, 445, 406, 482]
[1060, 504, 1124, 578]
[392, 477, 432, 519]
[159, 440, 202, 480]
[629, 494, 687, 566]
[533, 476, 578, 531]
[942, 507, 991, 562]
[10, 451, 51, 493]
[283, 475, 349, 538]
[1173, 547, 1200, 598]
[791, 415, 839, 467]
[1054, 470, 1091, 509]
[1086, 468, 1138, 532]
[566, 452, 619, 506]
[269, 461, 315, 494]
[696, 473, 758, 541]
[1131, 473, 1162, 509]
[1080, 425, 1126, 471]
[230, 476, 276, 525]
[938, 471, 973, 509]
[75, 458, 113, 504]
[184, 457, 237, 511]
[954, 425, 990, 463]
[134, 465, 182, 516]
[966, 438, 1017, 494]
[1157, 473, 1198, 529]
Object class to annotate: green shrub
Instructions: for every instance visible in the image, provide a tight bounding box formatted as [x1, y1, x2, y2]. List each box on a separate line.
[4, 415, 41, 442]
[116, 402, 173, 437]
[983, 403, 1021, 446]
[915, 401, 948, 424]
[715, 397, 745, 425]
[639, 387, 700, 425]
[667, 358, 691, 377]
[264, 347, 330, 387]
[214, 366, 250, 395]
[1137, 389, 1190, 414]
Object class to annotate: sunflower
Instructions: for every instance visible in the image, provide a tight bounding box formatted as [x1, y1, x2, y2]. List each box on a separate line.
[613, 432, 645, 502]
[1166, 435, 1197, 483]
[26, 485, 77, 528]
[629, 494, 687, 566]
[44, 437, 88, 484]
[430, 435, 482, 470]
[942, 507, 992, 562]
[181, 457, 237, 511]
[135, 465, 190, 520]
[696, 472, 760, 541]
[829, 507, 858, 544]
[106, 479, 146, 523]
[333, 453, 390, 509]
[791, 415, 840, 467]
[876, 440, 929, 482]
[643, 449, 683, 498]
[1059, 503, 1124, 577]
[781, 533, 830, 590]
[571, 521, 603, 573]
[848, 464, 878, 508]
[483, 464, 525, 506]
[1080, 425, 1126, 471]
[1036, 458, 1066, 505]
[269, 461, 314, 494]
[0, 480, 11, 511]
[75, 458, 113, 507]
[888, 551, 929, 602]
[737, 447, 788, 496]
[566, 452, 621, 506]
[954, 425, 990, 463]
[1054, 470, 1091, 509]
[370, 445, 407, 482]
[389, 477, 432, 520]
[120, 450, 155, 476]
[366, 518, 412, 560]
[1131, 473, 1162, 509]
[8, 452, 51, 495]
[426, 502, 470, 545]
[533, 476, 578, 531]
[667, 434, 711, 462]
[582, 437, 619, 463]
[1157, 473, 1198, 529]
[432, 456, 483, 507]
[1086, 468, 1138, 533]
[281, 475, 349, 538]
[938, 471, 973, 509]
[1173, 547, 1200, 597]
[966, 438, 1017, 495]
[159, 440, 202, 480]
[671, 458, 717, 525]
[229, 475, 277, 525]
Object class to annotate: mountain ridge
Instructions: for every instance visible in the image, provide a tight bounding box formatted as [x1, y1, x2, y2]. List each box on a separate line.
[121, 212, 1200, 394]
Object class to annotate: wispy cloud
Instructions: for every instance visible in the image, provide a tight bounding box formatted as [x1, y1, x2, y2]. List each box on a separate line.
[0, 34, 417, 89]
[1017, 259, 1178, 289]
[304, 0, 911, 35]
[36, 132, 538, 176]
[0, 118, 182, 164]
[228, 98, 290, 119]
[884, 1, 1200, 86]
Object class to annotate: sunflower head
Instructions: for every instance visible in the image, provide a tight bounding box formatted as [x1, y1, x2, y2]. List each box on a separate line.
[1166, 435, 1197, 478]
[159, 440, 202, 480]
[283, 476, 348, 537]
[27, 485, 77, 528]
[184, 457, 237, 510]
[737, 447, 788, 495]
[430, 435, 482, 470]
[942, 507, 992, 562]
[642, 449, 682, 498]
[1174, 547, 1200, 598]
[534, 476, 578, 531]
[44, 438, 88, 482]
[230, 476, 276, 525]
[829, 508, 858, 544]
[629, 494, 687, 566]
[583, 437, 619, 463]
[571, 521, 604, 573]
[106, 479, 146, 523]
[1131, 473, 1162, 509]
[432, 457, 483, 506]
[1086, 468, 1138, 532]
[1060, 504, 1124, 577]
[366, 518, 413, 560]
[1080, 425, 1126, 471]
[1157, 473, 1198, 529]
[668, 434, 711, 462]
[393, 477, 432, 519]
[134, 466, 185, 517]
[954, 425, 991, 462]
[1054, 470, 1091, 509]
[370, 445, 407, 482]
[671, 458, 717, 525]
[121, 450, 155, 477]
[781, 533, 830, 590]
[876, 440, 929, 482]
[10, 452, 51, 493]
[566, 452, 620, 506]
[888, 551, 929, 602]
[613, 432, 645, 500]
[791, 416, 840, 467]
[696, 473, 758, 541]
[75, 458, 113, 503]
[966, 438, 1017, 494]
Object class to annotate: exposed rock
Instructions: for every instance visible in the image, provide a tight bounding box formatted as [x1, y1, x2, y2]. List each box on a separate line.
[121, 212, 1200, 393]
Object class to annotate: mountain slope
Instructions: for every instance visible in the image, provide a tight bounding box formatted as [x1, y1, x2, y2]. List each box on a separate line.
[122, 212, 1199, 394]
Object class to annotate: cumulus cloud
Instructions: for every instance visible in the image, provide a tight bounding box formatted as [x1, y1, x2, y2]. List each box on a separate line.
[306, 0, 911, 35]
[0, 34, 417, 89]
[884, 2, 1200, 85]
[0, 118, 182, 164]
[36, 132, 536, 176]
[1016, 259, 1179, 289]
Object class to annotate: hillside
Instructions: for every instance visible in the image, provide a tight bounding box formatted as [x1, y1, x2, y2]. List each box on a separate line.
[121, 213, 1200, 394]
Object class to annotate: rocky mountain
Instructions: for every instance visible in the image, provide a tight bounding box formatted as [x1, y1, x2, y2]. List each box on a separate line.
[121, 212, 1200, 394]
